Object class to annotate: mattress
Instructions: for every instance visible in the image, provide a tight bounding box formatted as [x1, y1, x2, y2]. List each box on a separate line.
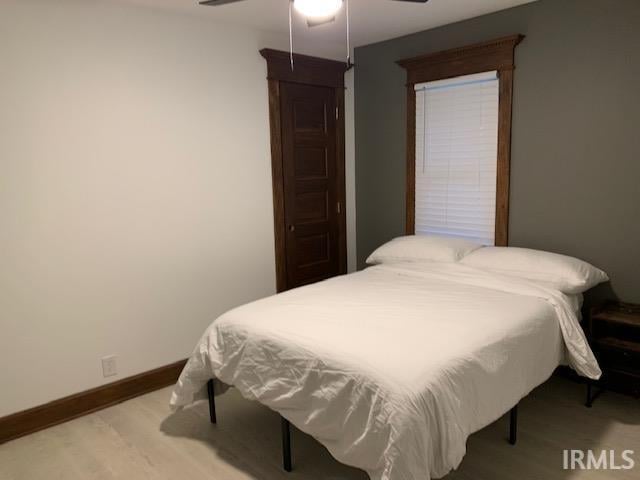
[170, 262, 600, 480]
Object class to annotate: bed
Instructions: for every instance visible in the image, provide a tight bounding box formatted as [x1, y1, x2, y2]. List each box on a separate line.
[170, 255, 602, 480]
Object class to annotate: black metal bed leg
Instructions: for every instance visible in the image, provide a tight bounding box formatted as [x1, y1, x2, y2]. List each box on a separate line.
[281, 416, 292, 472]
[207, 379, 217, 424]
[509, 404, 518, 445]
[584, 379, 604, 407]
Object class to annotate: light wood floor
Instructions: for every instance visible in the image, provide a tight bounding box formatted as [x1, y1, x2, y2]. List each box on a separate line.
[1, 376, 638, 480]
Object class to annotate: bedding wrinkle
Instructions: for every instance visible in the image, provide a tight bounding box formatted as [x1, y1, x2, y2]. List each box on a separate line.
[171, 262, 600, 479]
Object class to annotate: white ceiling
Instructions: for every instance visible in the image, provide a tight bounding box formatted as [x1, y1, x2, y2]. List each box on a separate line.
[123, 0, 535, 48]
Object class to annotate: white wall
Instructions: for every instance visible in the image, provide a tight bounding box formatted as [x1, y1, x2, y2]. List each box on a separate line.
[0, 0, 355, 417]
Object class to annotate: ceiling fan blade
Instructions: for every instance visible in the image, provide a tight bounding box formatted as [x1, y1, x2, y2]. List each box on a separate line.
[307, 16, 336, 28]
[199, 0, 246, 6]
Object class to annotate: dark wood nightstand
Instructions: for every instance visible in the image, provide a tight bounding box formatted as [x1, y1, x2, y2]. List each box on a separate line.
[586, 301, 640, 406]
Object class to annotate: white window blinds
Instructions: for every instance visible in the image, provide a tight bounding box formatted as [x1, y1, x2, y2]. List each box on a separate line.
[415, 71, 499, 245]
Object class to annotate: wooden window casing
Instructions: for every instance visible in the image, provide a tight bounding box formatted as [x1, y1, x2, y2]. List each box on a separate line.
[397, 35, 524, 246]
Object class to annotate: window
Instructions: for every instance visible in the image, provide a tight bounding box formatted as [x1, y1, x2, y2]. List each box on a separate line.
[414, 71, 499, 245]
[398, 34, 524, 246]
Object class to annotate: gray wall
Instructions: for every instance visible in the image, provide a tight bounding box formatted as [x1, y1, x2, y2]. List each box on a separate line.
[355, 0, 640, 303]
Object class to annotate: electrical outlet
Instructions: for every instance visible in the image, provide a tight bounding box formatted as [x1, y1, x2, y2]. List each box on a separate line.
[101, 355, 118, 378]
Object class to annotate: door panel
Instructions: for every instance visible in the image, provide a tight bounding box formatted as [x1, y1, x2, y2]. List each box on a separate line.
[294, 190, 328, 223]
[294, 147, 328, 178]
[293, 98, 327, 132]
[280, 82, 340, 288]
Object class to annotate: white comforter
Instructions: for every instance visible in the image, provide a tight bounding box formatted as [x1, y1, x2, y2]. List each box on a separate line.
[171, 263, 600, 480]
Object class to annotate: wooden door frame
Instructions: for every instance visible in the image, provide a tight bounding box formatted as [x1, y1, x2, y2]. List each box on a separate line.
[397, 35, 524, 246]
[260, 49, 348, 292]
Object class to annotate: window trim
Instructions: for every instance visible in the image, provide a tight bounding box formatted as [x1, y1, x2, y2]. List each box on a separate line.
[397, 34, 524, 246]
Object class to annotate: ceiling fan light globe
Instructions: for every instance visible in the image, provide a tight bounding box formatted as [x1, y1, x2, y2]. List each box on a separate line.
[293, 0, 343, 19]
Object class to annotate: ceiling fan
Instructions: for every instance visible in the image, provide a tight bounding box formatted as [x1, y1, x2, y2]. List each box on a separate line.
[199, 0, 429, 70]
[199, 0, 429, 28]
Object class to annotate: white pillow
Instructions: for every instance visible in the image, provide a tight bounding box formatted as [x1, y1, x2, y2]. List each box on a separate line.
[460, 246, 609, 294]
[366, 235, 482, 265]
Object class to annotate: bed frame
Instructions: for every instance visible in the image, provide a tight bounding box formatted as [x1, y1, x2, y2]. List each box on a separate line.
[207, 379, 518, 472]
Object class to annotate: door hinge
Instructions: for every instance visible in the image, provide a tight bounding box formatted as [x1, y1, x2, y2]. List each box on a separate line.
[335, 107, 339, 120]
[337, 201, 342, 214]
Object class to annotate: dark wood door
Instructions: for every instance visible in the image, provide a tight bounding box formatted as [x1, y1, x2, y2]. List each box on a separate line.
[280, 82, 342, 288]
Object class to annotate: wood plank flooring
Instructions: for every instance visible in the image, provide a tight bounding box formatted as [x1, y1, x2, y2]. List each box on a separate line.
[1, 376, 638, 480]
